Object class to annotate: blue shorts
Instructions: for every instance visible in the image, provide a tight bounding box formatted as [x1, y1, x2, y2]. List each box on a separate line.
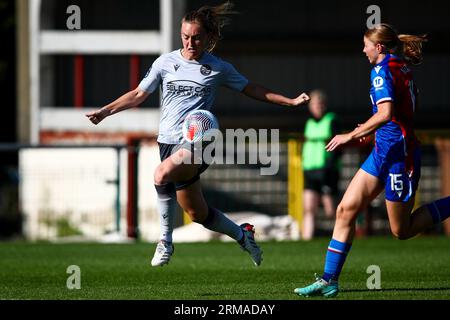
[361, 146, 421, 202]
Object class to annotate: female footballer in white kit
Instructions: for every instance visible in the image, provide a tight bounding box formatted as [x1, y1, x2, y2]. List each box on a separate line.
[86, 2, 309, 267]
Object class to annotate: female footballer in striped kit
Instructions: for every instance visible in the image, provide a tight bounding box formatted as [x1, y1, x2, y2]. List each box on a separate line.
[86, 2, 309, 267]
[295, 23, 450, 298]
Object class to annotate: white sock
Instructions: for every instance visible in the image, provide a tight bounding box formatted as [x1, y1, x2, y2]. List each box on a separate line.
[155, 184, 177, 243]
[201, 207, 243, 241]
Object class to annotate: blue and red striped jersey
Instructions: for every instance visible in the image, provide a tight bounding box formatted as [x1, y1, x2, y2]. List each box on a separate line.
[369, 53, 419, 175]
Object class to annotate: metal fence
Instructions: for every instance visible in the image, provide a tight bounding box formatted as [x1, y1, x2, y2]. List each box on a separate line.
[0, 135, 446, 241]
[0, 144, 122, 241]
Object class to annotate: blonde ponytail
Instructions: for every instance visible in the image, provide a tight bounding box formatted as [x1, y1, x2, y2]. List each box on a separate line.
[398, 34, 428, 65]
[365, 23, 428, 65]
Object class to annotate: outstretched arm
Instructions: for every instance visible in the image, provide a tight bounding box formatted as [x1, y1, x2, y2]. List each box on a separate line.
[242, 82, 310, 107]
[85, 87, 150, 125]
[325, 101, 393, 152]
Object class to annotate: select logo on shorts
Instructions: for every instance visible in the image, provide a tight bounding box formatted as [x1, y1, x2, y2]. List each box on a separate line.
[200, 64, 212, 76]
[373, 76, 384, 90]
[166, 80, 212, 97]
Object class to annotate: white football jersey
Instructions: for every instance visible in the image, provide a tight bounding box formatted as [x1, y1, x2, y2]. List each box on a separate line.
[139, 49, 249, 144]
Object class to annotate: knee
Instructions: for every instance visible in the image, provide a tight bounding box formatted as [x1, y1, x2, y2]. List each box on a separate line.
[336, 202, 357, 224]
[324, 206, 335, 218]
[154, 166, 169, 185]
[391, 228, 411, 240]
[303, 208, 315, 217]
[185, 208, 205, 224]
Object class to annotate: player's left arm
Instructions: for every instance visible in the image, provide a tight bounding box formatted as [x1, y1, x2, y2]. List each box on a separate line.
[326, 101, 392, 152]
[242, 82, 310, 107]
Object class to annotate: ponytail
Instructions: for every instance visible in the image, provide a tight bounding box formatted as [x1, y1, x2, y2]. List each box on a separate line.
[365, 23, 428, 65]
[398, 34, 428, 65]
[182, 1, 237, 52]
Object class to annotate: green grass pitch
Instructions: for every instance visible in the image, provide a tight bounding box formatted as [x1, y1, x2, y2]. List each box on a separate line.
[0, 236, 449, 300]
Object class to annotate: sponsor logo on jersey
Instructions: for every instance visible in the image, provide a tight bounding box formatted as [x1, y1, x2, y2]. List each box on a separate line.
[374, 66, 382, 74]
[144, 68, 151, 78]
[373, 76, 384, 89]
[166, 80, 211, 97]
[400, 65, 410, 74]
[174, 64, 180, 72]
[200, 64, 212, 76]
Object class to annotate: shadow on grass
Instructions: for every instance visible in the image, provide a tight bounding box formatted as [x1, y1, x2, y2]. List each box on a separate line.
[196, 287, 450, 298]
[342, 287, 450, 293]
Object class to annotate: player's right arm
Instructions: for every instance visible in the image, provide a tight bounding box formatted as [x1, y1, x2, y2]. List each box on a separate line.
[86, 88, 150, 125]
[87, 54, 164, 125]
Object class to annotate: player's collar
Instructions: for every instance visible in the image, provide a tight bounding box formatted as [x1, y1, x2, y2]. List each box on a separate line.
[375, 53, 391, 67]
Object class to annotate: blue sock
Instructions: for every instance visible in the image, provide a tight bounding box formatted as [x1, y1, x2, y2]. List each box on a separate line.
[426, 196, 450, 224]
[322, 239, 352, 282]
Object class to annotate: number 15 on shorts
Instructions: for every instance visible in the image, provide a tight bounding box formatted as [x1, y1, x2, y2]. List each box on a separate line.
[389, 173, 403, 197]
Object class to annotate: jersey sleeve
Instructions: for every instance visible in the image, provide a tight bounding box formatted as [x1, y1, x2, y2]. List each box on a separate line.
[138, 56, 164, 93]
[371, 67, 395, 105]
[222, 62, 249, 92]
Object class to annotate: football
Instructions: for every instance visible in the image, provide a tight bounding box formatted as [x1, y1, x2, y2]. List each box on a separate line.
[182, 109, 220, 143]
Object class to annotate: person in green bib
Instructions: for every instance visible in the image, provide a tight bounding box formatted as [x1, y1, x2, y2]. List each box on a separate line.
[302, 90, 341, 240]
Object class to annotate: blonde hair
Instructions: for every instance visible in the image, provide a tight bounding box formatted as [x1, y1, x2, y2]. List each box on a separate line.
[182, 1, 236, 52]
[365, 23, 428, 65]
